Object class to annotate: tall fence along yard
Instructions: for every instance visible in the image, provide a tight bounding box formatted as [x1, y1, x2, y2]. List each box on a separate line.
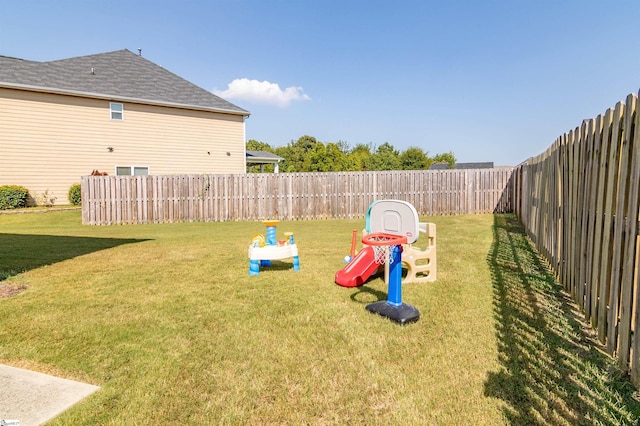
[513, 90, 640, 386]
[81, 168, 514, 225]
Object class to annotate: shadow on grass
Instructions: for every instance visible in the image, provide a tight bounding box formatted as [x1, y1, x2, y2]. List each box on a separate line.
[0, 233, 150, 281]
[256, 260, 298, 272]
[484, 214, 640, 425]
[350, 283, 387, 304]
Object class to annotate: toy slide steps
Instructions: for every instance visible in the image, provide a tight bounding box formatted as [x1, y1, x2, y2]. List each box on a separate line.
[335, 246, 380, 288]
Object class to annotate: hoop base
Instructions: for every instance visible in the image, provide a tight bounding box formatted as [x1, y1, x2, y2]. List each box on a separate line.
[365, 301, 420, 325]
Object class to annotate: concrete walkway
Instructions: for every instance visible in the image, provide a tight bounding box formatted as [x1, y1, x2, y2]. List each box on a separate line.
[0, 364, 99, 426]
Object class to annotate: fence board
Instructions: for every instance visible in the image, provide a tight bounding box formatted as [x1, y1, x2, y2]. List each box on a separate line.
[584, 118, 602, 320]
[607, 100, 630, 354]
[574, 122, 588, 306]
[598, 109, 617, 343]
[615, 94, 639, 369]
[568, 128, 578, 297]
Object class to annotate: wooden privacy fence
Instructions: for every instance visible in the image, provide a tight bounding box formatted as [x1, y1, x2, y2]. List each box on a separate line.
[81, 168, 514, 225]
[513, 90, 640, 385]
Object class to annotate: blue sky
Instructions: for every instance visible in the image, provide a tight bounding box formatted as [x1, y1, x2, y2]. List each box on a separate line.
[2, 0, 639, 166]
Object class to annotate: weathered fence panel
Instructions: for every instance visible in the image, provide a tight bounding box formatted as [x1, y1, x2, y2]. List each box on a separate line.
[82, 168, 514, 225]
[514, 90, 640, 385]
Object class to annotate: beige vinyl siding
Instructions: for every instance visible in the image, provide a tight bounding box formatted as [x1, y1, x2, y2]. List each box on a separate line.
[0, 88, 246, 204]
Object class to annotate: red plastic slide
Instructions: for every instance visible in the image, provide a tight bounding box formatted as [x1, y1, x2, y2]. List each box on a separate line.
[335, 246, 381, 288]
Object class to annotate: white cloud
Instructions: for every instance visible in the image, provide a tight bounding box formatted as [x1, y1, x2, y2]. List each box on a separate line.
[214, 78, 311, 107]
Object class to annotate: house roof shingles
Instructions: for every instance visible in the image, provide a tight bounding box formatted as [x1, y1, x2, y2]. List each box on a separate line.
[429, 162, 495, 170]
[0, 49, 248, 115]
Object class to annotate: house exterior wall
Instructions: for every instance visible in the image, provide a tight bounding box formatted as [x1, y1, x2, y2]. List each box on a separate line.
[0, 87, 246, 205]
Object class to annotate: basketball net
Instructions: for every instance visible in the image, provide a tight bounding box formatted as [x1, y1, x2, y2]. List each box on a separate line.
[364, 233, 403, 265]
[362, 232, 408, 285]
[373, 244, 392, 265]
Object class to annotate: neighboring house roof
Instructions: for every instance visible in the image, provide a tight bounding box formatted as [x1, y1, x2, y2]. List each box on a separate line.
[0, 49, 249, 116]
[429, 162, 494, 170]
[455, 162, 494, 169]
[246, 150, 283, 163]
[428, 163, 450, 170]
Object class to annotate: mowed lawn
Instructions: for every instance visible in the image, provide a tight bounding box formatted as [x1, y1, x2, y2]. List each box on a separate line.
[1, 210, 639, 425]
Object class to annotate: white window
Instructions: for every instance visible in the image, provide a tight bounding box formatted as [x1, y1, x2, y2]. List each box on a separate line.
[110, 102, 123, 120]
[116, 166, 149, 176]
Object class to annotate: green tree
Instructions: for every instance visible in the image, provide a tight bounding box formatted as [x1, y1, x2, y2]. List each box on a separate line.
[345, 143, 374, 171]
[432, 151, 457, 169]
[400, 146, 431, 170]
[247, 137, 456, 173]
[309, 142, 347, 172]
[371, 142, 401, 171]
[277, 135, 319, 172]
[335, 140, 351, 155]
[376, 142, 398, 156]
[274, 146, 294, 172]
[246, 139, 273, 152]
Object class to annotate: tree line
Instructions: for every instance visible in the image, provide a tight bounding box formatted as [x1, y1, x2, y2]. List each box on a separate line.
[246, 135, 456, 173]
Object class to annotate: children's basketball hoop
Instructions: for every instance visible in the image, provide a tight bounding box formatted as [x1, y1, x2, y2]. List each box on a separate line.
[360, 201, 421, 325]
[362, 232, 408, 265]
[333, 200, 421, 324]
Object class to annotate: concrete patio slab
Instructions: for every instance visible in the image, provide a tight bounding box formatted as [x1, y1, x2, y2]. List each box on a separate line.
[0, 364, 99, 426]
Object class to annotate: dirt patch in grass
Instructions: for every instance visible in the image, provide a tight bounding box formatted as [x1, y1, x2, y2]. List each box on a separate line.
[0, 283, 28, 299]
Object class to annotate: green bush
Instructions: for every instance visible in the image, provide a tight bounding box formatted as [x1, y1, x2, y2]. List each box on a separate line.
[0, 185, 30, 210]
[68, 183, 82, 206]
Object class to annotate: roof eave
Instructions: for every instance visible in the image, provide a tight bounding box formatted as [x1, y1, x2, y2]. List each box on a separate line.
[0, 82, 251, 117]
[247, 157, 282, 163]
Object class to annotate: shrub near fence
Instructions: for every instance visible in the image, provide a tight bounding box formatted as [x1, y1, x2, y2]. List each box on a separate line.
[81, 168, 514, 225]
[0, 185, 30, 210]
[513, 90, 640, 385]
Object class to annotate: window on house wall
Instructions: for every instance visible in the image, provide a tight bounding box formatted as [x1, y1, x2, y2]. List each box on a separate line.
[110, 102, 124, 120]
[116, 166, 149, 176]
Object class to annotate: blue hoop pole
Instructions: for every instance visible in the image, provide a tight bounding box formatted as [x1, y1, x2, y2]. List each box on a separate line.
[387, 245, 403, 306]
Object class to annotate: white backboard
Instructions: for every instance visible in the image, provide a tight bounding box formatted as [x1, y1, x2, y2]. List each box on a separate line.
[367, 200, 420, 244]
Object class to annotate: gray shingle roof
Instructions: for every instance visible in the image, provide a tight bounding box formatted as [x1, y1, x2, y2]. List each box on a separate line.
[429, 162, 494, 170]
[0, 49, 249, 115]
[454, 162, 494, 169]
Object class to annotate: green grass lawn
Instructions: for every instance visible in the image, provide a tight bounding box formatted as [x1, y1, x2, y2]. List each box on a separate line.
[1, 211, 639, 425]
